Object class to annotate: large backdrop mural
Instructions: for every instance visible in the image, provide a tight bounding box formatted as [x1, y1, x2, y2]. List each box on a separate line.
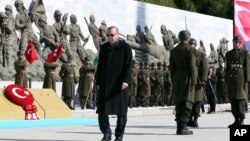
[0, 0, 233, 81]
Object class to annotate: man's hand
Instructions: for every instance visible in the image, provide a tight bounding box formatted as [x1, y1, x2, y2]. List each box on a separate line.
[121, 82, 128, 90]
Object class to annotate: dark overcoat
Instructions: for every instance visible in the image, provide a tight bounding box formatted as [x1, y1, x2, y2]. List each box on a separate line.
[225, 48, 250, 99]
[194, 50, 208, 101]
[96, 39, 132, 115]
[170, 42, 197, 103]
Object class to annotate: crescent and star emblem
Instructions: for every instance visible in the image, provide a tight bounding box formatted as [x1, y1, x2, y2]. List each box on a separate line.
[11, 87, 30, 99]
[27, 48, 32, 54]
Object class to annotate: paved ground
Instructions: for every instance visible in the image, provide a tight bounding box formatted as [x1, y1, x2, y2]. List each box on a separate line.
[0, 110, 249, 141]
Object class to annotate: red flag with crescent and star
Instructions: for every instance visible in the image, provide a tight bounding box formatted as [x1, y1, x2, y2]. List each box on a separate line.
[46, 43, 64, 62]
[24, 40, 39, 64]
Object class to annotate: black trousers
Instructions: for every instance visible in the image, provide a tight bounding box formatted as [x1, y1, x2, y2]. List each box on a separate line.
[208, 92, 216, 111]
[175, 101, 193, 123]
[230, 99, 246, 119]
[98, 114, 127, 138]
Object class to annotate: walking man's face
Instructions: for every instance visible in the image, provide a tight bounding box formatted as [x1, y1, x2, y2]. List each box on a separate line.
[107, 27, 119, 44]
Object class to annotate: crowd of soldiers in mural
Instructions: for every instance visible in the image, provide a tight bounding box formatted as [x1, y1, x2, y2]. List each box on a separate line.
[0, 0, 249, 116]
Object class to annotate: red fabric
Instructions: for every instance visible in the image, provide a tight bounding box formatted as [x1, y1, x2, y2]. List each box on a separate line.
[234, 0, 250, 50]
[5, 84, 34, 106]
[24, 40, 39, 64]
[46, 43, 64, 62]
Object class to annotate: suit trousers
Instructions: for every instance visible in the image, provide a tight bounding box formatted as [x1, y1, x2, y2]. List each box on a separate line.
[98, 114, 127, 138]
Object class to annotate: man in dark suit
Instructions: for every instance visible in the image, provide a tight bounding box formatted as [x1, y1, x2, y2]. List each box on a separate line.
[96, 26, 132, 141]
[226, 35, 250, 127]
[170, 30, 197, 135]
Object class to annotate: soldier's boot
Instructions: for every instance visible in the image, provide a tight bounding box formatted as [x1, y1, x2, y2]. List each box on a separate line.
[239, 118, 244, 125]
[228, 118, 240, 127]
[178, 122, 193, 135]
[187, 116, 193, 127]
[192, 117, 199, 127]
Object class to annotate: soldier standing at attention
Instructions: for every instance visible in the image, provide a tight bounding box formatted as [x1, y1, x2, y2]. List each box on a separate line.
[59, 56, 78, 110]
[187, 38, 208, 127]
[162, 62, 172, 106]
[14, 51, 27, 88]
[170, 30, 197, 135]
[78, 57, 95, 109]
[226, 36, 250, 126]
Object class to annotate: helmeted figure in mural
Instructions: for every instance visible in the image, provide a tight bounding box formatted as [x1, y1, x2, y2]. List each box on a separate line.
[88, 14, 101, 51]
[38, 15, 60, 60]
[99, 20, 108, 45]
[217, 37, 228, 67]
[52, 9, 70, 63]
[14, 51, 28, 88]
[68, 14, 88, 62]
[43, 61, 59, 92]
[0, 11, 16, 68]
[161, 24, 174, 51]
[208, 43, 218, 68]
[78, 56, 95, 110]
[59, 56, 78, 110]
[14, 0, 41, 56]
[198, 40, 206, 55]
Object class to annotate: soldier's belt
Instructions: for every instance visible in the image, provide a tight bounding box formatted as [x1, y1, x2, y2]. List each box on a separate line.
[229, 64, 242, 68]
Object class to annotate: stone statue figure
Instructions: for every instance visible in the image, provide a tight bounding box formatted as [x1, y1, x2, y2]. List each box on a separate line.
[43, 61, 59, 92]
[217, 37, 228, 67]
[88, 14, 101, 51]
[0, 12, 16, 68]
[5, 4, 18, 59]
[14, 0, 41, 56]
[14, 51, 28, 88]
[160, 24, 174, 51]
[37, 15, 60, 60]
[52, 10, 70, 63]
[144, 25, 157, 45]
[99, 20, 108, 45]
[68, 14, 88, 62]
[208, 43, 218, 68]
[198, 40, 206, 55]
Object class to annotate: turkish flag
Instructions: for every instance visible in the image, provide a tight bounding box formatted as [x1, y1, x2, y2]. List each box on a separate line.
[234, 0, 250, 51]
[24, 40, 39, 64]
[46, 43, 64, 62]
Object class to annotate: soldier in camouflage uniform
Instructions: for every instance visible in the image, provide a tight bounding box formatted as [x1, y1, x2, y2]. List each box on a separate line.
[226, 36, 250, 126]
[129, 60, 138, 108]
[170, 30, 197, 135]
[59, 56, 78, 110]
[154, 62, 164, 106]
[187, 38, 208, 127]
[14, 51, 27, 88]
[78, 57, 95, 109]
[150, 62, 157, 106]
[137, 62, 151, 107]
[163, 62, 172, 106]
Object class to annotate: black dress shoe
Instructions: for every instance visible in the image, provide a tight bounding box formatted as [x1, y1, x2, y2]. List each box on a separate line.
[114, 136, 123, 141]
[101, 134, 111, 141]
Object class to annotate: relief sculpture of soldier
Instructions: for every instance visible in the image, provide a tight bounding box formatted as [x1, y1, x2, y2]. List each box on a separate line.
[68, 14, 88, 62]
[78, 56, 95, 110]
[0, 11, 16, 68]
[53, 10, 70, 63]
[43, 61, 59, 92]
[59, 56, 78, 110]
[14, 0, 41, 56]
[14, 51, 28, 88]
[88, 14, 101, 52]
[37, 15, 60, 60]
